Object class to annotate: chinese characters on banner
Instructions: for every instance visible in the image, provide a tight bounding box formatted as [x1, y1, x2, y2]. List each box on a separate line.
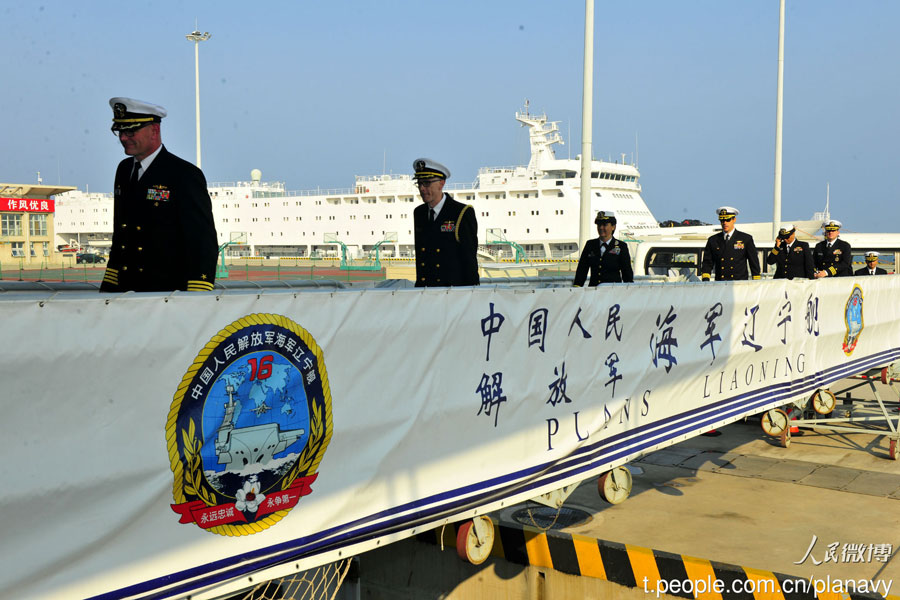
[0, 198, 54, 212]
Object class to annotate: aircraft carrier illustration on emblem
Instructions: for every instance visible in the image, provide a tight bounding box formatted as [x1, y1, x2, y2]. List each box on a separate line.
[215, 384, 306, 469]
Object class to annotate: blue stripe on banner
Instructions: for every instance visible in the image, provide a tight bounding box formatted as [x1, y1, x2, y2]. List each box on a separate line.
[93, 347, 900, 600]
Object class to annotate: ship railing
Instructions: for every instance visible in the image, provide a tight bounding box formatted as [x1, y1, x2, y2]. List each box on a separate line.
[478, 166, 520, 175]
[207, 181, 286, 190]
[355, 174, 413, 183]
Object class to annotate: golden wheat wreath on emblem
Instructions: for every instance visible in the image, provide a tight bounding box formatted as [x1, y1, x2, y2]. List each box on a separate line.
[166, 313, 333, 536]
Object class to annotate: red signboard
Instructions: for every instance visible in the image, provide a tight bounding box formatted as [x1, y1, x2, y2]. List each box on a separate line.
[0, 198, 55, 213]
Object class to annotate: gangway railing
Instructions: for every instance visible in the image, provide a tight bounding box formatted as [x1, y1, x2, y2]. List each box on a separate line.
[3, 275, 898, 599]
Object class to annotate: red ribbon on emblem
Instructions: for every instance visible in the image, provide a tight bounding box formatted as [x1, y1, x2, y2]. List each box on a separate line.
[171, 474, 318, 528]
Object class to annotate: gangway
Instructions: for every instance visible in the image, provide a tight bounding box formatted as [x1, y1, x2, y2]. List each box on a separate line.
[3, 275, 899, 599]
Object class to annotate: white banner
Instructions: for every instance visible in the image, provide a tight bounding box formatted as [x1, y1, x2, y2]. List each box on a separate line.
[1, 277, 898, 599]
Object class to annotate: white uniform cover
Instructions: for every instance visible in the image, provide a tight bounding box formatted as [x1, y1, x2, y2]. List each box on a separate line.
[1, 277, 898, 599]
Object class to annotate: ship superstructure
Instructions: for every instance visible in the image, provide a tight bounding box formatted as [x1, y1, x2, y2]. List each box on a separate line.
[53, 104, 659, 259]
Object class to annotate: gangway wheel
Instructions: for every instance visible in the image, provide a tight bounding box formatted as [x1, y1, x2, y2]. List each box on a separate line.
[598, 466, 632, 505]
[812, 389, 836, 415]
[456, 516, 495, 565]
[761, 408, 790, 437]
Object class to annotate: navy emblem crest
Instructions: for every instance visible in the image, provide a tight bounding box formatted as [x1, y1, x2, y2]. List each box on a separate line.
[843, 285, 864, 355]
[168, 313, 333, 536]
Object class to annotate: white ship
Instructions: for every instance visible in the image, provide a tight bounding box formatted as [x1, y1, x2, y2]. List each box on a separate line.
[54, 103, 661, 260]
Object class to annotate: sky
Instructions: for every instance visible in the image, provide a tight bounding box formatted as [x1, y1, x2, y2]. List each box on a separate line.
[2, 0, 898, 232]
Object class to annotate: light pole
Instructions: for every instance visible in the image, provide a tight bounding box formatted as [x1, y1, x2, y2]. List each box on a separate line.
[578, 0, 595, 251]
[185, 29, 211, 168]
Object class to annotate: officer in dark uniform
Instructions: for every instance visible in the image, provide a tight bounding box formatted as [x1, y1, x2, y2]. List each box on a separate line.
[573, 210, 633, 287]
[412, 158, 479, 287]
[700, 206, 761, 281]
[813, 219, 852, 278]
[765, 223, 814, 279]
[101, 97, 218, 293]
[855, 251, 888, 275]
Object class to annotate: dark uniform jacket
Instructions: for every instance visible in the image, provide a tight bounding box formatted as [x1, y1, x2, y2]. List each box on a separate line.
[413, 194, 479, 287]
[766, 240, 814, 280]
[573, 237, 633, 287]
[813, 239, 853, 277]
[100, 146, 218, 292]
[700, 230, 761, 281]
[855, 266, 888, 276]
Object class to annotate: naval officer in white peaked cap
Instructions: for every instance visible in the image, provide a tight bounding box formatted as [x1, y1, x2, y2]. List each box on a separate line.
[100, 97, 218, 293]
[412, 158, 479, 287]
[699, 206, 760, 281]
[813, 219, 853, 278]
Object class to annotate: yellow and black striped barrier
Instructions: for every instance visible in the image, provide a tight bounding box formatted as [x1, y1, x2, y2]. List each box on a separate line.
[419, 521, 896, 600]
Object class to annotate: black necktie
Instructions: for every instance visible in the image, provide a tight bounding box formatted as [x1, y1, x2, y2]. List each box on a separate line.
[130, 160, 141, 185]
[428, 208, 435, 223]
[600, 242, 608, 255]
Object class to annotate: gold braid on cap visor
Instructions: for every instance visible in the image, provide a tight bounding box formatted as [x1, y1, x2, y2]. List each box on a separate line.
[415, 170, 446, 179]
[111, 116, 156, 131]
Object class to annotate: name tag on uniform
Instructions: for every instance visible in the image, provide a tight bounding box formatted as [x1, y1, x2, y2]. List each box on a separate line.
[147, 185, 171, 202]
[441, 221, 455, 232]
[734, 240, 744, 250]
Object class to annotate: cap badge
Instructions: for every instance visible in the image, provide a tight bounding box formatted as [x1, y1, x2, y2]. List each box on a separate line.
[113, 103, 126, 118]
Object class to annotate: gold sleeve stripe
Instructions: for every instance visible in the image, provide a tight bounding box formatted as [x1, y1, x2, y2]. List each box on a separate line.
[455, 205, 472, 243]
[187, 280, 215, 291]
[828, 266, 837, 276]
[752, 275, 761, 280]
